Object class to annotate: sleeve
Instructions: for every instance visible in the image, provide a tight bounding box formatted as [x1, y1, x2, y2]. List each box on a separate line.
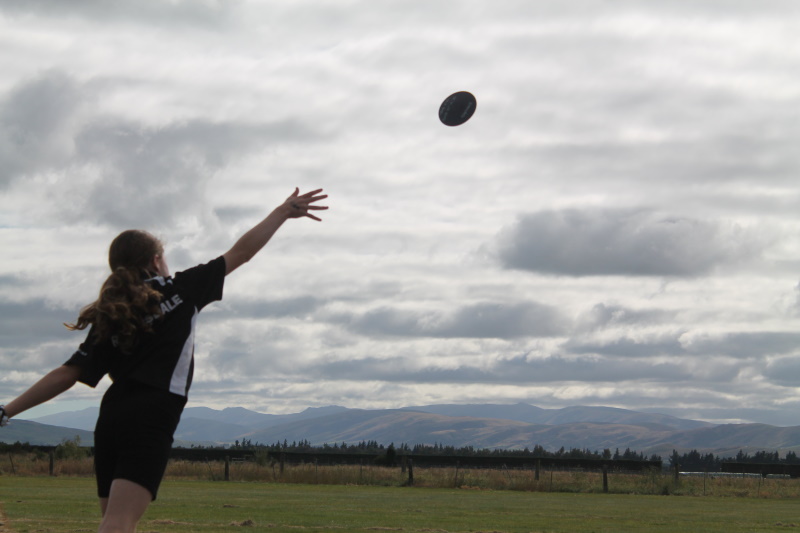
[63, 327, 110, 388]
[173, 256, 226, 311]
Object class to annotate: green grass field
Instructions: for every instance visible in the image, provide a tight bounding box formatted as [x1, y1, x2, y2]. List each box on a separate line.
[3, 477, 800, 533]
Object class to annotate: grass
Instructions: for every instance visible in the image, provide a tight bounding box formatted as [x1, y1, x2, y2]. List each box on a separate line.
[3, 476, 800, 533]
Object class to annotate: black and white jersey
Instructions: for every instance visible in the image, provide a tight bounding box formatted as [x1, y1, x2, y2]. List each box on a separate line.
[64, 256, 226, 398]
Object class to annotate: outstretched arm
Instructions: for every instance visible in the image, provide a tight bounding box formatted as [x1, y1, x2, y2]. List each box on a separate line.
[2, 365, 81, 421]
[222, 188, 328, 276]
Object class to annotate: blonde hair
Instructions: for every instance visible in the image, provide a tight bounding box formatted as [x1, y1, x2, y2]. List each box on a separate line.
[66, 230, 165, 350]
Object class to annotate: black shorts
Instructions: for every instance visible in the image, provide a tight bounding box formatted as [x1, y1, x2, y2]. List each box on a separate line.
[94, 381, 186, 501]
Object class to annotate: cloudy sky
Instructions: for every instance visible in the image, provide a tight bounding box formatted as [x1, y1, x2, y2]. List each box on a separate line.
[2, 0, 800, 426]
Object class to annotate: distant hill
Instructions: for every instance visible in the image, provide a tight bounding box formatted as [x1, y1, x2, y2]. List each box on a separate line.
[30, 407, 99, 432]
[11, 402, 800, 455]
[29, 405, 351, 433]
[634, 423, 800, 457]
[237, 410, 800, 456]
[0, 419, 94, 446]
[402, 404, 711, 431]
[181, 405, 350, 429]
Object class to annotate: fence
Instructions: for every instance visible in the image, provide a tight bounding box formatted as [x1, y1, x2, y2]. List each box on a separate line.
[6, 448, 800, 497]
[174, 453, 661, 494]
[720, 462, 800, 478]
[6, 446, 659, 493]
[167, 447, 661, 470]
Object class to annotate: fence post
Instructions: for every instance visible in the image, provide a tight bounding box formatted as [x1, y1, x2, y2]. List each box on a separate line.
[49, 450, 55, 476]
[408, 459, 414, 486]
[205, 458, 214, 480]
[280, 453, 285, 475]
[224, 456, 230, 481]
[602, 465, 608, 493]
[8, 453, 16, 475]
[673, 463, 679, 484]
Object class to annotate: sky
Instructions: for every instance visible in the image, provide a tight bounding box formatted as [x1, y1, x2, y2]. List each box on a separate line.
[2, 0, 800, 426]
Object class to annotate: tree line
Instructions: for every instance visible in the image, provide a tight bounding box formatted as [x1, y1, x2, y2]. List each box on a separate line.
[213, 440, 800, 471]
[223, 439, 660, 461]
[5, 439, 800, 472]
[669, 449, 800, 471]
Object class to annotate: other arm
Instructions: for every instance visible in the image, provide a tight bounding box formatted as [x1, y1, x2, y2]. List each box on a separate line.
[2, 364, 81, 420]
[222, 188, 328, 276]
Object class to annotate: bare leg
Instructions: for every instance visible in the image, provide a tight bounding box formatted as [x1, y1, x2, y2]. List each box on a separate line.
[97, 479, 152, 533]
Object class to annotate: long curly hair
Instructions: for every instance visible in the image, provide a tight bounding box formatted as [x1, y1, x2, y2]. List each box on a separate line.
[66, 230, 165, 350]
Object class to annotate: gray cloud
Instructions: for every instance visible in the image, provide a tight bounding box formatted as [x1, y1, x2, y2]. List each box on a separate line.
[686, 332, 800, 359]
[794, 281, 800, 316]
[67, 116, 316, 227]
[0, 71, 81, 187]
[566, 331, 800, 360]
[763, 357, 800, 386]
[227, 296, 323, 320]
[566, 335, 687, 359]
[495, 208, 762, 277]
[213, 205, 266, 225]
[0, 299, 74, 349]
[0, 274, 32, 290]
[0, 0, 241, 28]
[0, 70, 324, 228]
[576, 303, 677, 333]
[331, 301, 569, 339]
[312, 354, 691, 384]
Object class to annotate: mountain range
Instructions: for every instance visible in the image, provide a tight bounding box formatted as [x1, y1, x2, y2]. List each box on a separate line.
[4, 403, 799, 458]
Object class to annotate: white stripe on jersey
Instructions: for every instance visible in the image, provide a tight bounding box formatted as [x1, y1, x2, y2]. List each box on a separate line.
[170, 307, 197, 396]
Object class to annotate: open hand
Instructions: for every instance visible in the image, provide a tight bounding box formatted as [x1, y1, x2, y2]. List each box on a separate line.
[286, 188, 329, 221]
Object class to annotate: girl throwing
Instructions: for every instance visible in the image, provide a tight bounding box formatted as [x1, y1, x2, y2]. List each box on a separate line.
[0, 187, 328, 533]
